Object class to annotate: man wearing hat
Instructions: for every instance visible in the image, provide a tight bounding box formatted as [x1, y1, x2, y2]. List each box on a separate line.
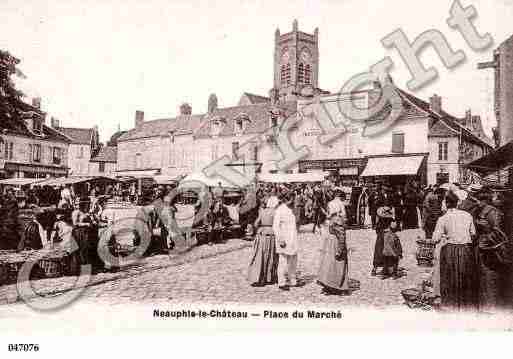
[273, 191, 299, 290]
[422, 185, 443, 240]
[371, 205, 394, 276]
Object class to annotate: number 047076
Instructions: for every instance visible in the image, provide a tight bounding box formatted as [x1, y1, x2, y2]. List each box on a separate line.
[7, 344, 40, 352]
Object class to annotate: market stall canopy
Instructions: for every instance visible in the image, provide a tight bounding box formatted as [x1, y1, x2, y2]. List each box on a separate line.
[115, 170, 160, 178]
[258, 172, 327, 183]
[37, 176, 117, 187]
[0, 178, 46, 187]
[178, 172, 239, 189]
[360, 155, 425, 177]
[153, 175, 183, 185]
[465, 141, 513, 175]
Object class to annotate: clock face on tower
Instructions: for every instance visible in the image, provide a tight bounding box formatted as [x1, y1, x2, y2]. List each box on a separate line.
[301, 49, 311, 62]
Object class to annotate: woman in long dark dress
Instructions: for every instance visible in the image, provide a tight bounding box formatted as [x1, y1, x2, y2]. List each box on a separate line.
[402, 185, 419, 229]
[391, 187, 404, 231]
[72, 200, 92, 266]
[247, 202, 278, 286]
[371, 206, 394, 276]
[318, 214, 350, 295]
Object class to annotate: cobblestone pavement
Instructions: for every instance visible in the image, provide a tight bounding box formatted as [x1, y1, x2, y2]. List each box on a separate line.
[1, 226, 428, 309]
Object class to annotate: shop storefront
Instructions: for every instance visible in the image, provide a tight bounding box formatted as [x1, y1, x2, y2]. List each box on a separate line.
[359, 153, 428, 188]
[298, 158, 367, 186]
[3, 162, 68, 179]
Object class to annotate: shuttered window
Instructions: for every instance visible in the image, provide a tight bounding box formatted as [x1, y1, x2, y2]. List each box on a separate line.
[391, 133, 405, 153]
[438, 142, 448, 161]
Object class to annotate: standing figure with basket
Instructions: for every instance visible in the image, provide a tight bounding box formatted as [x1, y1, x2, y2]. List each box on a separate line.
[317, 208, 350, 296]
[371, 205, 394, 277]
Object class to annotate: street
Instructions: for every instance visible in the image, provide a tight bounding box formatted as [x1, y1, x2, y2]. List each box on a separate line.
[1, 226, 427, 309]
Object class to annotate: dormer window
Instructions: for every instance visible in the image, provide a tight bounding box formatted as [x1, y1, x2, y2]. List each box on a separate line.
[234, 113, 249, 136]
[210, 117, 226, 137]
[235, 119, 243, 134]
[33, 118, 42, 135]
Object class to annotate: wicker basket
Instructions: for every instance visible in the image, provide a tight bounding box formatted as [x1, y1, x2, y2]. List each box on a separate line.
[38, 258, 63, 278]
[416, 239, 437, 267]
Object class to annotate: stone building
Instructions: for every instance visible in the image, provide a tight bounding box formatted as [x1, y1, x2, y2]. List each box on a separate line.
[479, 34, 513, 147]
[88, 130, 126, 177]
[51, 118, 100, 176]
[0, 98, 70, 179]
[116, 20, 492, 186]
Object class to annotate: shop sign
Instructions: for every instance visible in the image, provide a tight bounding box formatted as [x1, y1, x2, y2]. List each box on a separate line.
[299, 158, 366, 172]
[339, 167, 359, 176]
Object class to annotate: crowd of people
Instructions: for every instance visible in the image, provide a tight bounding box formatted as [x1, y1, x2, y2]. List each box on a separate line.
[247, 180, 512, 312]
[1, 177, 512, 313]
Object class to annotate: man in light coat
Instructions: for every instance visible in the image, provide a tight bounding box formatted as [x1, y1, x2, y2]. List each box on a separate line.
[273, 191, 299, 291]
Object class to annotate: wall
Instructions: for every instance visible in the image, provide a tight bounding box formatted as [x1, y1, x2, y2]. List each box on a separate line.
[117, 137, 164, 172]
[295, 94, 429, 166]
[1, 134, 68, 177]
[67, 144, 91, 176]
[88, 161, 117, 177]
[428, 135, 489, 185]
[498, 37, 513, 146]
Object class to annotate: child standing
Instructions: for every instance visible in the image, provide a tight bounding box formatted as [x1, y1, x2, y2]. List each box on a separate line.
[382, 220, 403, 279]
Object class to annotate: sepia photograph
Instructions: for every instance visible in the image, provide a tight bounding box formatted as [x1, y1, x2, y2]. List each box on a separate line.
[1, 0, 513, 350]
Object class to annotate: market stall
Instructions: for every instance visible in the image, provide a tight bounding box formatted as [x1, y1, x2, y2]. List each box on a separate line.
[38, 176, 118, 199]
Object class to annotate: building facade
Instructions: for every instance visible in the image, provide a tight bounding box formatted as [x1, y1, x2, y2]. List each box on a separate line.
[0, 98, 70, 179]
[52, 118, 100, 176]
[117, 20, 492, 187]
[478, 34, 513, 147]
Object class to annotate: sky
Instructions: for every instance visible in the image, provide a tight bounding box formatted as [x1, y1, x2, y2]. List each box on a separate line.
[1, 0, 513, 142]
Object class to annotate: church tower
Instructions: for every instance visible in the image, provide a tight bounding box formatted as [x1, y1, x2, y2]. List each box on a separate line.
[272, 19, 319, 102]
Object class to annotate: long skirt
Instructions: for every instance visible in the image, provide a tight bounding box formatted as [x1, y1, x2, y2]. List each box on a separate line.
[372, 228, 385, 267]
[477, 250, 501, 312]
[402, 206, 418, 229]
[317, 233, 349, 293]
[440, 243, 478, 311]
[72, 227, 90, 266]
[247, 227, 278, 285]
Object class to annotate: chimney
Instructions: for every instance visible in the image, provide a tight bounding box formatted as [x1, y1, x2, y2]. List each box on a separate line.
[464, 109, 471, 127]
[471, 115, 481, 131]
[179, 103, 192, 116]
[50, 117, 60, 128]
[32, 97, 41, 109]
[429, 94, 442, 114]
[135, 110, 144, 128]
[208, 94, 218, 113]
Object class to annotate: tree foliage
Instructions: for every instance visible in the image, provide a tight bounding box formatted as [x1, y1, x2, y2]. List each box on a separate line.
[0, 49, 25, 124]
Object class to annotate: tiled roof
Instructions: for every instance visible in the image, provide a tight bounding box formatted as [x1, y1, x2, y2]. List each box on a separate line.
[397, 88, 493, 149]
[55, 127, 94, 144]
[194, 101, 297, 138]
[119, 101, 297, 142]
[240, 92, 270, 104]
[90, 145, 117, 163]
[43, 125, 73, 143]
[1, 99, 71, 143]
[118, 114, 204, 141]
